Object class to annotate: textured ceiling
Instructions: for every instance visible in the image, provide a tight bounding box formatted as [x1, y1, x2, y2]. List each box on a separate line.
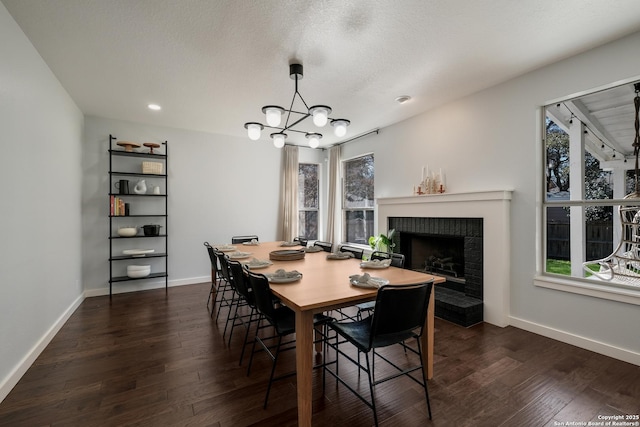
[4, 0, 640, 147]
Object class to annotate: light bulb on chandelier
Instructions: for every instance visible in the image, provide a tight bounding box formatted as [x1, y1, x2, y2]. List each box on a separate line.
[306, 133, 322, 149]
[262, 106, 284, 127]
[243, 64, 350, 148]
[244, 122, 264, 141]
[331, 119, 350, 137]
[271, 132, 287, 148]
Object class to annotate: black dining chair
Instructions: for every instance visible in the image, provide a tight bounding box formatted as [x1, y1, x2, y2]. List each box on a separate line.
[293, 236, 308, 247]
[371, 251, 405, 268]
[338, 245, 364, 260]
[246, 270, 333, 408]
[226, 260, 262, 365]
[203, 242, 221, 311]
[313, 240, 333, 252]
[231, 235, 259, 244]
[324, 281, 434, 426]
[214, 251, 242, 336]
[356, 251, 406, 319]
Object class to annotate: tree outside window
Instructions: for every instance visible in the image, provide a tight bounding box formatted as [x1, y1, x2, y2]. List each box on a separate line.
[298, 163, 318, 240]
[343, 154, 374, 244]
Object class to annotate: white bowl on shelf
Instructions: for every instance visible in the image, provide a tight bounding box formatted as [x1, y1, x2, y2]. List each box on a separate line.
[127, 265, 151, 278]
[118, 227, 138, 237]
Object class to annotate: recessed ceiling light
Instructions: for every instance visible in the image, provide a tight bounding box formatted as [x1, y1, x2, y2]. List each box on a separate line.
[395, 95, 411, 104]
[147, 104, 162, 111]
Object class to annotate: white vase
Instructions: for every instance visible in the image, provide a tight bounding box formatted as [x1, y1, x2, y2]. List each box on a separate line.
[133, 179, 147, 194]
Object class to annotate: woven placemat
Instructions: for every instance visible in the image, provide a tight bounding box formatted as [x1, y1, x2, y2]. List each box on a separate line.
[269, 249, 306, 261]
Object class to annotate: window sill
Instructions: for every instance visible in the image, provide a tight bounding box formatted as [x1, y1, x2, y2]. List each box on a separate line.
[534, 274, 640, 306]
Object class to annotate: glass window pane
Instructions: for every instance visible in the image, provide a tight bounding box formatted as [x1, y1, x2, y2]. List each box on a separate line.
[344, 210, 373, 244]
[298, 164, 318, 209]
[545, 118, 570, 202]
[298, 211, 318, 240]
[343, 154, 374, 209]
[546, 206, 570, 272]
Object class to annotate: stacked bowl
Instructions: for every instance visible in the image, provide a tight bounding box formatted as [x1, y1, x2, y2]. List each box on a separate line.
[127, 265, 151, 278]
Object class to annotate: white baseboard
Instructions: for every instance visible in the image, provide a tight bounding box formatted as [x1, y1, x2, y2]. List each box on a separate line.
[509, 316, 640, 366]
[0, 293, 85, 403]
[83, 276, 210, 297]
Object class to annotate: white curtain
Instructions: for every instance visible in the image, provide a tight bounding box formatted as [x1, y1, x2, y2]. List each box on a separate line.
[326, 145, 341, 244]
[280, 145, 299, 241]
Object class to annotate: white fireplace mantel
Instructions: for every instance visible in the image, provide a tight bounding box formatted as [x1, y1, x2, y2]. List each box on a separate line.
[377, 190, 513, 327]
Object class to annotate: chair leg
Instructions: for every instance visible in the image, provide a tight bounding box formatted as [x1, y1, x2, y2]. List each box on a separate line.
[363, 352, 379, 427]
[264, 336, 283, 409]
[227, 297, 242, 346]
[239, 309, 256, 365]
[246, 317, 262, 376]
[416, 337, 432, 420]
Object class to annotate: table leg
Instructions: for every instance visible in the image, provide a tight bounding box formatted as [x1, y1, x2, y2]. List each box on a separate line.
[421, 285, 435, 379]
[296, 310, 313, 427]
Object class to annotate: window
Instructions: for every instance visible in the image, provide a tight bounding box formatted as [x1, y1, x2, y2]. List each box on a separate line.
[542, 80, 640, 292]
[298, 163, 318, 240]
[343, 154, 374, 244]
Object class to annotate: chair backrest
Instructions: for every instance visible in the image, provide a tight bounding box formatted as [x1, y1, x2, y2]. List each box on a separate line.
[227, 259, 253, 305]
[232, 235, 259, 244]
[314, 241, 333, 252]
[247, 271, 277, 324]
[203, 241, 217, 268]
[214, 250, 232, 283]
[338, 245, 364, 259]
[293, 236, 308, 247]
[369, 281, 433, 349]
[371, 251, 405, 268]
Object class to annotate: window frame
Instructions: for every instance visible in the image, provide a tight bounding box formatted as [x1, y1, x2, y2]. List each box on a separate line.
[537, 99, 640, 306]
[298, 162, 319, 240]
[341, 153, 374, 246]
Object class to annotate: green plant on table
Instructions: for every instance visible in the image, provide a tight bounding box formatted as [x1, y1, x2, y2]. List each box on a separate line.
[368, 229, 396, 252]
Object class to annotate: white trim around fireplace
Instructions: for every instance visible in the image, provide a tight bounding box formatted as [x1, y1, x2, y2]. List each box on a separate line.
[377, 190, 513, 327]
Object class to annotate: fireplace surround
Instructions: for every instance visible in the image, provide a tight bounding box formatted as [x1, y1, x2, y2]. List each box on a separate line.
[377, 190, 512, 327]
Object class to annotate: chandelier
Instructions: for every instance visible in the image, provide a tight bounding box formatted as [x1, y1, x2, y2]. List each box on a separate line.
[244, 63, 350, 148]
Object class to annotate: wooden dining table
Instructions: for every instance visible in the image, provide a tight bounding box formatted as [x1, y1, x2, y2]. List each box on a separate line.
[227, 241, 445, 427]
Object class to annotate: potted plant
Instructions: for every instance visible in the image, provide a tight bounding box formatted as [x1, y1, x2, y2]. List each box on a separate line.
[368, 229, 396, 252]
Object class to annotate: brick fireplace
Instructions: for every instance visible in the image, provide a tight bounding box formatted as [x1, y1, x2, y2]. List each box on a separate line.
[377, 191, 512, 327]
[388, 217, 484, 326]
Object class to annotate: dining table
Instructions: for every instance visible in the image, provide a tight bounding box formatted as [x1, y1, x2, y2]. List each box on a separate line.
[225, 240, 445, 427]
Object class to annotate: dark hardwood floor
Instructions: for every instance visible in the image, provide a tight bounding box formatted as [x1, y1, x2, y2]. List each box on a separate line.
[0, 282, 638, 426]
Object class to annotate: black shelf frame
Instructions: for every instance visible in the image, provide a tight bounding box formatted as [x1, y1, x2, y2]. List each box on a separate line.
[110, 272, 168, 283]
[110, 253, 168, 261]
[108, 134, 168, 296]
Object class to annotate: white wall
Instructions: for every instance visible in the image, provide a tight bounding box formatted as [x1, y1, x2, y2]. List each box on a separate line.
[82, 117, 295, 294]
[341, 31, 640, 363]
[0, 3, 84, 401]
[82, 118, 326, 295]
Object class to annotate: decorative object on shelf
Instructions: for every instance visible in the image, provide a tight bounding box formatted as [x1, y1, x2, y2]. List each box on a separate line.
[127, 264, 151, 278]
[143, 142, 161, 154]
[117, 227, 138, 237]
[123, 249, 155, 257]
[243, 63, 350, 148]
[141, 224, 162, 236]
[368, 229, 395, 252]
[133, 179, 147, 194]
[152, 185, 161, 195]
[114, 179, 129, 195]
[142, 161, 163, 174]
[116, 141, 141, 152]
[414, 165, 446, 195]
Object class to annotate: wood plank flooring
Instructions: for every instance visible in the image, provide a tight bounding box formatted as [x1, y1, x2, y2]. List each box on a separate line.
[0, 282, 638, 426]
